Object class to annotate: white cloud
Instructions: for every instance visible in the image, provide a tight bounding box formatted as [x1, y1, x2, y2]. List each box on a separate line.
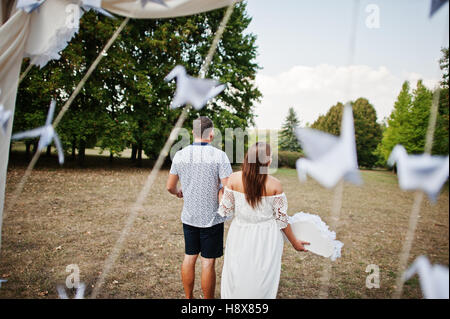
[253, 64, 440, 129]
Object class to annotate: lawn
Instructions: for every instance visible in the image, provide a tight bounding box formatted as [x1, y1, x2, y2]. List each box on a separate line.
[0, 153, 448, 299]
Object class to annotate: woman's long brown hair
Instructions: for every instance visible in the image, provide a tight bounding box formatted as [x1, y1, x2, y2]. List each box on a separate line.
[242, 142, 272, 208]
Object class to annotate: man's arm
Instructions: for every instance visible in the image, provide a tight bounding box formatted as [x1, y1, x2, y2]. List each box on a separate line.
[166, 173, 183, 198]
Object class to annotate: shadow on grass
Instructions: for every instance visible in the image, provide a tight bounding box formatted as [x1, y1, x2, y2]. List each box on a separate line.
[7, 151, 169, 171]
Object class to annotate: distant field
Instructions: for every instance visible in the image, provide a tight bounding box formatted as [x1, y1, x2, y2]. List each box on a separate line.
[0, 154, 448, 299]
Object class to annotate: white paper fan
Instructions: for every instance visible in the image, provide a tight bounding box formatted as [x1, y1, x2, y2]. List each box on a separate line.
[284, 212, 344, 261]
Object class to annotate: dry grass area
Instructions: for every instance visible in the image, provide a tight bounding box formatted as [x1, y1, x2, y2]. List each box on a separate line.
[0, 156, 448, 299]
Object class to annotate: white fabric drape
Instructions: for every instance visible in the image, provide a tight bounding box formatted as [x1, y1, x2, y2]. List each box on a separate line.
[0, 0, 236, 250]
[0, 5, 30, 251]
[102, 0, 237, 19]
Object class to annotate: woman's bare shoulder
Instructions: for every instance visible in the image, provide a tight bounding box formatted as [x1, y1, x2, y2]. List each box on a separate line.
[227, 171, 242, 189]
[266, 175, 283, 195]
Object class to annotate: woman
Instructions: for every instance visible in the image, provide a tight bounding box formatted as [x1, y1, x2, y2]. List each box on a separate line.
[218, 142, 309, 299]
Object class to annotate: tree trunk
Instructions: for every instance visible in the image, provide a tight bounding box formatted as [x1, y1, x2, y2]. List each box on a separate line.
[25, 141, 31, 159]
[131, 144, 137, 161]
[78, 139, 86, 167]
[32, 141, 39, 154]
[137, 142, 143, 167]
[71, 138, 76, 161]
[109, 151, 113, 163]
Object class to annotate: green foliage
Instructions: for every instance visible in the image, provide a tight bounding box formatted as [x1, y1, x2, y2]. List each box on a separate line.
[14, 3, 261, 166]
[352, 98, 383, 168]
[311, 99, 382, 168]
[279, 107, 301, 152]
[277, 150, 303, 169]
[378, 67, 449, 165]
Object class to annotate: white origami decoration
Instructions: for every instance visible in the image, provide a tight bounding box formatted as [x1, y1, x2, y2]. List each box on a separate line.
[12, 100, 64, 165]
[388, 145, 449, 202]
[430, 0, 448, 17]
[404, 256, 449, 299]
[164, 65, 226, 110]
[141, 0, 168, 7]
[0, 90, 12, 135]
[16, 0, 46, 13]
[295, 103, 362, 188]
[57, 282, 86, 299]
[283, 212, 344, 261]
[80, 0, 115, 18]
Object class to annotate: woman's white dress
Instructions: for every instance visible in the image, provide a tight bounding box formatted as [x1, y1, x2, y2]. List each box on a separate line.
[218, 186, 289, 299]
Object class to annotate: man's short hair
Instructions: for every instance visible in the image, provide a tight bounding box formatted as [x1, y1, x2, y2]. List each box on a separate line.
[193, 116, 214, 139]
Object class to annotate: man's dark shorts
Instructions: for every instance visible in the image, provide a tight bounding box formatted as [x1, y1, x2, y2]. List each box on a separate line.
[183, 222, 224, 258]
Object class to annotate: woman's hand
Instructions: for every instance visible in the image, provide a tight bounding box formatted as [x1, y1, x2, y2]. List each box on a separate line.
[292, 239, 310, 252]
[282, 224, 309, 252]
[176, 189, 183, 198]
[218, 187, 224, 202]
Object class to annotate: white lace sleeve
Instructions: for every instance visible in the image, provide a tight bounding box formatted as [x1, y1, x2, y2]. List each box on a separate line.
[218, 187, 235, 218]
[272, 194, 289, 229]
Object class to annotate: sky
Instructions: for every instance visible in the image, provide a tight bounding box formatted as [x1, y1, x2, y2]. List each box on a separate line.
[243, 0, 449, 129]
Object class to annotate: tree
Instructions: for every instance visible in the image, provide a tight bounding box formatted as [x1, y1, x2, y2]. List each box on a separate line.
[14, 3, 261, 167]
[377, 77, 449, 165]
[376, 81, 413, 163]
[311, 99, 382, 168]
[434, 47, 449, 155]
[311, 102, 344, 136]
[279, 107, 301, 152]
[352, 98, 382, 167]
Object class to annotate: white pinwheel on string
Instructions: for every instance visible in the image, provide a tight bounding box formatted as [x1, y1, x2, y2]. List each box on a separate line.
[295, 103, 362, 189]
[57, 282, 86, 299]
[141, 0, 168, 7]
[16, 0, 46, 13]
[164, 65, 226, 110]
[17, 0, 114, 18]
[80, 0, 116, 18]
[430, 0, 448, 17]
[387, 145, 449, 202]
[12, 100, 64, 165]
[404, 255, 449, 299]
[0, 90, 12, 136]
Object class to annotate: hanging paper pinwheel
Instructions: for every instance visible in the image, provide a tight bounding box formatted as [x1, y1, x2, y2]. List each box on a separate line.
[12, 100, 64, 165]
[141, 0, 168, 7]
[80, 0, 116, 18]
[164, 65, 226, 110]
[16, 0, 46, 13]
[57, 283, 86, 299]
[430, 0, 448, 17]
[387, 144, 449, 202]
[404, 255, 449, 299]
[295, 103, 362, 189]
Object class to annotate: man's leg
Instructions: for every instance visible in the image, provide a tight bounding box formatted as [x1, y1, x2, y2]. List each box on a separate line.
[181, 254, 198, 299]
[182, 224, 201, 299]
[200, 257, 216, 299]
[199, 223, 224, 299]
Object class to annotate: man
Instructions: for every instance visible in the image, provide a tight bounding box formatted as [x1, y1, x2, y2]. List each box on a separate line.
[166, 116, 232, 299]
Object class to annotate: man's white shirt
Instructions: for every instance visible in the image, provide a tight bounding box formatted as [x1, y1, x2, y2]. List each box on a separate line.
[170, 143, 232, 228]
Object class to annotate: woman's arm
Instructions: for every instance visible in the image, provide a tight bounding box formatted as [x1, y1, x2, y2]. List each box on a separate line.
[282, 224, 310, 252]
